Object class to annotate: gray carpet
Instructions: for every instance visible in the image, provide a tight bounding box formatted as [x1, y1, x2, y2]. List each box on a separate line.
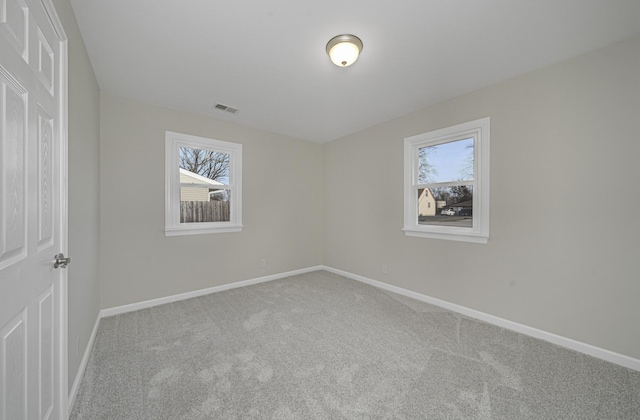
[70, 270, 640, 419]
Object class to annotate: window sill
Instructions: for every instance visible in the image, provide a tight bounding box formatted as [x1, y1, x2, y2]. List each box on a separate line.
[402, 227, 488, 244]
[165, 224, 243, 237]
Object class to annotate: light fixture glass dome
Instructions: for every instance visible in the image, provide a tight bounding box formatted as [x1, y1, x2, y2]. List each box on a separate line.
[326, 34, 363, 67]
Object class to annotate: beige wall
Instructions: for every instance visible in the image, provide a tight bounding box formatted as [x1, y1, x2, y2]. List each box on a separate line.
[323, 36, 640, 360]
[99, 93, 324, 308]
[51, 0, 101, 394]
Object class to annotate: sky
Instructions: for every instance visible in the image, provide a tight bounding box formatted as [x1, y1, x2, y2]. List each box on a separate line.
[420, 138, 473, 183]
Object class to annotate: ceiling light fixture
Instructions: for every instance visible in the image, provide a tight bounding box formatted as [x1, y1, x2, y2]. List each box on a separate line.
[326, 34, 363, 67]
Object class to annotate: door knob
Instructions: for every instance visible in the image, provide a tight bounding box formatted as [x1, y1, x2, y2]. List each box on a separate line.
[54, 253, 71, 269]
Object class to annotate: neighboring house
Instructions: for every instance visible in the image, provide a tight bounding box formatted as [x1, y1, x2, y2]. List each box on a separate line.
[418, 188, 436, 216]
[448, 200, 473, 216]
[179, 168, 224, 202]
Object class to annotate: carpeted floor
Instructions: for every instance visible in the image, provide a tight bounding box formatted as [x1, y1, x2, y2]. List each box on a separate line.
[70, 270, 640, 419]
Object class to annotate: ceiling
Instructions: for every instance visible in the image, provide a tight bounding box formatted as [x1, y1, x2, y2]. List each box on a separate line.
[69, 0, 640, 143]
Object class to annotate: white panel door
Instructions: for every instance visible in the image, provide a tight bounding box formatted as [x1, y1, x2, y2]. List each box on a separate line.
[0, 0, 66, 419]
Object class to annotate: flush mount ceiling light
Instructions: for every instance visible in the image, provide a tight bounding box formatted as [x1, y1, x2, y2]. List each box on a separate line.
[326, 34, 363, 67]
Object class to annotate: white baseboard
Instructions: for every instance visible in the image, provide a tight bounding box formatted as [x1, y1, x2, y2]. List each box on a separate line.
[68, 314, 101, 412]
[322, 265, 640, 372]
[100, 266, 324, 318]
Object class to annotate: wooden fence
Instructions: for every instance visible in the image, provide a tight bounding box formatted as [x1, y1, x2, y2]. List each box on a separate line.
[180, 201, 230, 223]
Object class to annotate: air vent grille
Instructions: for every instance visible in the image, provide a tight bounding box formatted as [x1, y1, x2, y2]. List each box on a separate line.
[213, 103, 239, 114]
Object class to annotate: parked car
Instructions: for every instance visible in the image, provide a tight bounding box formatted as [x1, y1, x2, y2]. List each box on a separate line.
[441, 208, 455, 216]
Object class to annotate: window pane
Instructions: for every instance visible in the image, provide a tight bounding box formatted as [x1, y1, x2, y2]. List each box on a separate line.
[418, 138, 474, 184]
[180, 188, 230, 223]
[179, 147, 230, 185]
[418, 186, 473, 228]
[178, 146, 231, 223]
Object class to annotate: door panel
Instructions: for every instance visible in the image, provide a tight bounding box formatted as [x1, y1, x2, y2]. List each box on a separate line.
[0, 0, 28, 61]
[37, 106, 53, 249]
[0, 72, 27, 268]
[0, 308, 27, 420]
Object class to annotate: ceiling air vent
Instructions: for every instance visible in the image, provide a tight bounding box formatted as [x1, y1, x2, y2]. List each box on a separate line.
[213, 103, 239, 114]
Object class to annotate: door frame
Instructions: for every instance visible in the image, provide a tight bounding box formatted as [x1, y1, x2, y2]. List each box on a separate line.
[42, 0, 69, 417]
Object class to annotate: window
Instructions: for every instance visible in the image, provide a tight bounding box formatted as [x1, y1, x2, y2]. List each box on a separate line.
[403, 118, 489, 243]
[165, 131, 242, 236]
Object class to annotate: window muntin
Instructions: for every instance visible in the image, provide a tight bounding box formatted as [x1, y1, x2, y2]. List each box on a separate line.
[404, 118, 489, 243]
[165, 132, 242, 236]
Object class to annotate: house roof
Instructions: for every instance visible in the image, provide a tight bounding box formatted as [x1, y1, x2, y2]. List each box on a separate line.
[450, 200, 473, 208]
[179, 168, 224, 187]
[70, 1, 640, 143]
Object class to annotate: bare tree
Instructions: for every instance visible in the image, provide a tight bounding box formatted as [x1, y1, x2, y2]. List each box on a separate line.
[179, 147, 229, 182]
[431, 185, 473, 205]
[460, 143, 474, 180]
[449, 185, 473, 203]
[418, 146, 438, 184]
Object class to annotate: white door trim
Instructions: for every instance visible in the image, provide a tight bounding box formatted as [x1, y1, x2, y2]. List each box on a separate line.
[41, 0, 69, 418]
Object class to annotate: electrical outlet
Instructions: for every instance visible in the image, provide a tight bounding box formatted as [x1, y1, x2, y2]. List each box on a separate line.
[260, 259, 266, 268]
[381, 265, 388, 274]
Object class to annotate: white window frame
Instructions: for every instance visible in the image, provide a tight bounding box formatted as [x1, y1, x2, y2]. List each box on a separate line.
[165, 131, 243, 236]
[403, 117, 490, 244]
